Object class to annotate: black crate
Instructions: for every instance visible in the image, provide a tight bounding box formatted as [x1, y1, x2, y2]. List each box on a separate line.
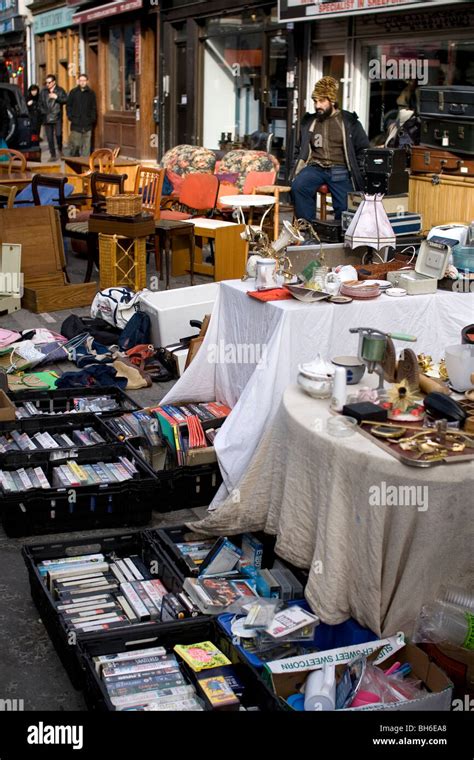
[79, 620, 281, 711]
[2, 443, 156, 536]
[150, 525, 282, 584]
[22, 531, 209, 689]
[102, 413, 224, 511]
[0, 416, 116, 466]
[11, 386, 139, 420]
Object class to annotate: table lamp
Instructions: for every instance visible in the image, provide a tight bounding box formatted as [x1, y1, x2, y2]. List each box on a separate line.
[344, 194, 396, 262]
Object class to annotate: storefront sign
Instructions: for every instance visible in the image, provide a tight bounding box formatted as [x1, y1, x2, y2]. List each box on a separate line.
[33, 7, 78, 34]
[279, 0, 469, 22]
[72, 0, 142, 24]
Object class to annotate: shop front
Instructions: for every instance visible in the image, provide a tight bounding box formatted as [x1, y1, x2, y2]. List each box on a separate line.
[280, 0, 474, 143]
[72, 0, 157, 158]
[160, 0, 300, 179]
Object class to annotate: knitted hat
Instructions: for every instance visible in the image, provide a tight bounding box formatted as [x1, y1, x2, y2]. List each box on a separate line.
[312, 76, 339, 103]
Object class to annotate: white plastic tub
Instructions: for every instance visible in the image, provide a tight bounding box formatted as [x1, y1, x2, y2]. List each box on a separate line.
[139, 283, 219, 347]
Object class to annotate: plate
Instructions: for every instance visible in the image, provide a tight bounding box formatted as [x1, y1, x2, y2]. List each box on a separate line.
[364, 279, 392, 289]
[329, 295, 353, 304]
[284, 285, 331, 303]
[385, 287, 407, 297]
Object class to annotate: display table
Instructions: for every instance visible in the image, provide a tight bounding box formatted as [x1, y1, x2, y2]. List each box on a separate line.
[185, 380, 473, 637]
[162, 280, 474, 508]
[220, 194, 276, 237]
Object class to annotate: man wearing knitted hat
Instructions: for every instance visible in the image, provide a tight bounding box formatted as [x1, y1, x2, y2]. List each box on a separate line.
[291, 76, 369, 222]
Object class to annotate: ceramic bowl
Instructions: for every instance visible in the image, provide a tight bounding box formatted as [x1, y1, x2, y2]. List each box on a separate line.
[297, 372, 333, 399]
[331, 355, 366, 385]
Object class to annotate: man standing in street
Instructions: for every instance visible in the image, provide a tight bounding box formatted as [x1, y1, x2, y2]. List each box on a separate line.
[39, 74, 68, 161]
[291, 76, 369, 222]
[65, 73, 97, 157]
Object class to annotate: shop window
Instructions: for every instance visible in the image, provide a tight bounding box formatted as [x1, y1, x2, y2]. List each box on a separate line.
[365, 40, 474, 142]
[107, 23, 138, 112]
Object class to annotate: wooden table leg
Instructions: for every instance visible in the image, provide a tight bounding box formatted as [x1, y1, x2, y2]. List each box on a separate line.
[84, 231, 97, 283]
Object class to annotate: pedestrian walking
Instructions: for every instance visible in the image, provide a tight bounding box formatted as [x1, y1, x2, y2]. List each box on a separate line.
[65, 74, 97, 157]
[39, 74, 68, 161]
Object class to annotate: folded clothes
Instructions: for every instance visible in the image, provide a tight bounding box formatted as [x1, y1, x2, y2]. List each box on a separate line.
[247, 289, 293, 302]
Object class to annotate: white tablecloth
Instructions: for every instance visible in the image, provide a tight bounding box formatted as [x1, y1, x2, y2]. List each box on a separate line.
[163, 280, 474, 508]
[185, 382, 474, 637]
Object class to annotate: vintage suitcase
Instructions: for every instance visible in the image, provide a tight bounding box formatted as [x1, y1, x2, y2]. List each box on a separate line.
[410, 145, 474, 176]
[347, 192, 409, 213]
[419, 86, 474, 121]
[363, 171, 409, 195]
[362, 147, 409, 174]
[342, 211, 422, 236]
[420, 118, 474, 156]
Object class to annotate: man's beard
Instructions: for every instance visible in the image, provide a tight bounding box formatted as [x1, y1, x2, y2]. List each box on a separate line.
[315, 105, 333, 122]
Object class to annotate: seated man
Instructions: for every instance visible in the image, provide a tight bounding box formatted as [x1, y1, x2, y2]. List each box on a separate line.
[291, 76, 369, 222]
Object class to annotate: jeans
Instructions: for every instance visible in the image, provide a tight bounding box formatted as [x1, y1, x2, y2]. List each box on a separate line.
[44, 121, 63, 157]
[66, 130, 92, 157]
[291, 164, 354, 222]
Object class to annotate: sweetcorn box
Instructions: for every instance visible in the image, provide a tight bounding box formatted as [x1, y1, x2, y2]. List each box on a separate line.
[264, 636, 453, 712]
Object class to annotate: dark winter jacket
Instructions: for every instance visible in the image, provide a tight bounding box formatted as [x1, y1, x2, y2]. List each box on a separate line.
[26, 87, 42, 134]
[66, 86, 97, 132]
[39, 85, 68, 124]
[292, 109, 370, 191]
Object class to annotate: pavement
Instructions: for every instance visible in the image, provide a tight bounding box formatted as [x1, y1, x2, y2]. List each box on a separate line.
[0, 244, 212, 711]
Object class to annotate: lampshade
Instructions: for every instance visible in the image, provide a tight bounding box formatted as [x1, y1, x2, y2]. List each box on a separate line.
[344, 194, 396, 251]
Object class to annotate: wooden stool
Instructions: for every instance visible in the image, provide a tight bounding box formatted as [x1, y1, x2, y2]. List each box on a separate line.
[252, 184, 291, 240]
[155, 219, 195, 289]
[317, 184, 330, 220]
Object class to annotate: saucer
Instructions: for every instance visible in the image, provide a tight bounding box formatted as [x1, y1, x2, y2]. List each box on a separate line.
[385, 288, 407, 297]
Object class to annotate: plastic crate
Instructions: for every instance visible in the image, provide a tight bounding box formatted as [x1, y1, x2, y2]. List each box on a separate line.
[1, 443, 156, 536]
[216, 604, 378, 670]
[22, 530, 209, 689]
[149, 525, 281, 584]
[79, 619, 281, 711]
[102, 413, 225, 511]
[0, 416, 116, 466]
[10, 387, 139, 420]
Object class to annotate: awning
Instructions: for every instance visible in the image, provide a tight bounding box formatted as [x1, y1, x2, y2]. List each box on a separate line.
[72, 0, 142, 24]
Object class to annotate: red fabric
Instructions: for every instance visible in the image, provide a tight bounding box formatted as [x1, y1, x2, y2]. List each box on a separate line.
[179, 173, 219, 210]
[160, 209, 193, 220]
[247, 289, 293, 301]
[166, 169, 185, 195]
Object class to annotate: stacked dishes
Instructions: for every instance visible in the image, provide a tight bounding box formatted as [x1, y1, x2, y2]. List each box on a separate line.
[340, 280, 381, 299]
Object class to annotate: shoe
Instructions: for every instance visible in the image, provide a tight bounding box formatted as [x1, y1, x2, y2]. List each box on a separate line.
[49, 155, 57, 162]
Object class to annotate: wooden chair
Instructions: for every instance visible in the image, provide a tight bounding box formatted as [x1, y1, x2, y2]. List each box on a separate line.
[0, 149, 27, 173]
[112, 146, 121, 159]
[134, 165, 165, 219]
[90, 171, 127, 213]
[89, 148, 115, 174]
[0, 184, 18, 208]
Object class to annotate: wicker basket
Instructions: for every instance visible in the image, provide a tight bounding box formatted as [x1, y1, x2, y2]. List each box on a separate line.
[355, 259, 412, 281]
[105, 193, 142, 217]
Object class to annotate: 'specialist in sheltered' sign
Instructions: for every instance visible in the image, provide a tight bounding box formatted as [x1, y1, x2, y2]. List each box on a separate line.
[72, 0, 142, 24]
[279, 0, 469, 22]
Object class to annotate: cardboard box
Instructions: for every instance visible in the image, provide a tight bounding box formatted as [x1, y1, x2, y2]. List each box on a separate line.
[265, 640, 453, 712]
[0, 390, 16, 421]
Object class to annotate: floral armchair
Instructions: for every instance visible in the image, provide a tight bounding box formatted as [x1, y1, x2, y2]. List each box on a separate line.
[216, 150, 280, 192]
[160, 145, 217, 195]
